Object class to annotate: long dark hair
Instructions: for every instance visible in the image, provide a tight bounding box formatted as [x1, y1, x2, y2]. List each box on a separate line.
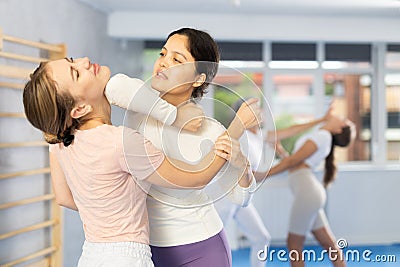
[166, 28, 220, 99]
[324, 125, 353, 187]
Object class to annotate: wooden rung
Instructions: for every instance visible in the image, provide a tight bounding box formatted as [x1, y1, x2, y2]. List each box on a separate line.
[0, 167, 50, 180]
[0, 81, 25, 89]
[0, 141, 47, 149]
[1, 246, 57, 267]
[0, 64, 34, 80]
[4, 34, 63, 53]
[0, 112, 26, 118]
[0, 51, 47, 64]
[25, 257, 51, 267]
[0, 194, 54, 210]
[0, 219, 57, 240]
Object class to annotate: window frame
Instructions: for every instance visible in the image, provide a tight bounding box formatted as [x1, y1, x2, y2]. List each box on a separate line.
[142, 41, 400, 168]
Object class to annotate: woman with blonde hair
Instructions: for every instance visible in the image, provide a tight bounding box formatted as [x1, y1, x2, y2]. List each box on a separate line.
[22, 55, 259, 266]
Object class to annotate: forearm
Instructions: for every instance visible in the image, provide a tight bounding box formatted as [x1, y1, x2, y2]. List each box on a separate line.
[155, 153, 226, 188]
[50, 152, 78, 211]
[106, 74, 177, 125]
[267, 157, 294, 176]
[51, 183, 78, 211]
[51, 181, 78, 211]
[167, 148, 221, 172]
[289, 119, 323, 135]
[227, 117, 245, 139]
[268, 118, 323, 142]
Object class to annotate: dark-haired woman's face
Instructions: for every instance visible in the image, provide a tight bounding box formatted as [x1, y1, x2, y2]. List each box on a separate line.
[151, 34, 201, 97]
[327, 115, 347, 134]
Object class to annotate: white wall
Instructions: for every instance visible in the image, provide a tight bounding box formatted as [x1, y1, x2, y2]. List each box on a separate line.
[108, 11, 400, 42]
[250, 166, 400, 247]
[327, 167, 400, 245]
[0, 1, 143, 266]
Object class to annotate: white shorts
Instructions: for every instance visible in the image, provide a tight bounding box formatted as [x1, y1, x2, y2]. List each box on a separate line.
[288, 168, 328, 236]
[78, 240, 154, 267]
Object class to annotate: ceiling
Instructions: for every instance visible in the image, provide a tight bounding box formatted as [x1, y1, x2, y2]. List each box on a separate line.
[79, 0, 400, 17]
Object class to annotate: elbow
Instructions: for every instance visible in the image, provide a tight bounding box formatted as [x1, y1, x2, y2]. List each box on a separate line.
[177, 179, 206, 189]
[190, 174, 209, 189]
[193, 181, 206, 189]
[55, 196, 77, 211]
[55, 196, 66, 207]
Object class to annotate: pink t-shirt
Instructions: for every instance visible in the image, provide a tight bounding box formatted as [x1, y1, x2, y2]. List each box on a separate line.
[49, 124, 164, 244]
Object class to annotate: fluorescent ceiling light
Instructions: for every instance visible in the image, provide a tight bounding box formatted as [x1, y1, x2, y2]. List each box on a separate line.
[268, 61, 318, 69]
[385, 74, 400, 85]
[322, 61, 347, 69]
[220, 61, 265, 68]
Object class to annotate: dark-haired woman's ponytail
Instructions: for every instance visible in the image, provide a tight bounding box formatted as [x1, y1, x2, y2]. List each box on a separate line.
[323, 139, 336, 188]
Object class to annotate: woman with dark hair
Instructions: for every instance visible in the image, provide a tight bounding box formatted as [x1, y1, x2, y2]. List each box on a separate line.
[108, 27, 259, 266]
[22, 55, 259, 266]
[266, 115, 355, 267]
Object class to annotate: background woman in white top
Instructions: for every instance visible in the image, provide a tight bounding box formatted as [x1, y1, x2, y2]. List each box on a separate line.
[267, 115, 355, 267]
[109, 27, 259, 266]
[215, 99, 333, 267]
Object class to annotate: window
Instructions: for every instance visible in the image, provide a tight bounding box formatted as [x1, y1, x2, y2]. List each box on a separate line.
[324, 73, 371, 161]
[385, 44, 400, 160]
[270, 42, 318, 69]
[213, 71, 263, 128]
[322, 43, 372, 161]
[386, 44, 400, 68]
[271, 74, 318, 153]
[140, 40, 396, 165]
[323, 43, 371, 69]
[212, 42, 264, 128]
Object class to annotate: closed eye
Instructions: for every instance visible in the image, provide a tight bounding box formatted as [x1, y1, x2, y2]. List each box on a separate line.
[66, 57, 79, 81]
[74, 68, 80, 80]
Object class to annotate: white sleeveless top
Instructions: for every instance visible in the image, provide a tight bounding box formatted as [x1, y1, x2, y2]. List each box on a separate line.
[293, 128, 332, 170]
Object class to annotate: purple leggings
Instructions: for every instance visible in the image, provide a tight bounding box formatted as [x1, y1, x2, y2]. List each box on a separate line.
[150, 230, 232, 267]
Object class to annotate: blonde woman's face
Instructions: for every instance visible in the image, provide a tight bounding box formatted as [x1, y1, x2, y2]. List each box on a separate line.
[47, 57, 110, 104]
[151, 34, 200, 96]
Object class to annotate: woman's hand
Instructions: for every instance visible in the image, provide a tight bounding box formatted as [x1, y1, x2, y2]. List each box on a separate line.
[236, 98, 262, 130]
[227, 98, 262, 139]
[214, 132, 249, 170]
[172, 102, 204, 132]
